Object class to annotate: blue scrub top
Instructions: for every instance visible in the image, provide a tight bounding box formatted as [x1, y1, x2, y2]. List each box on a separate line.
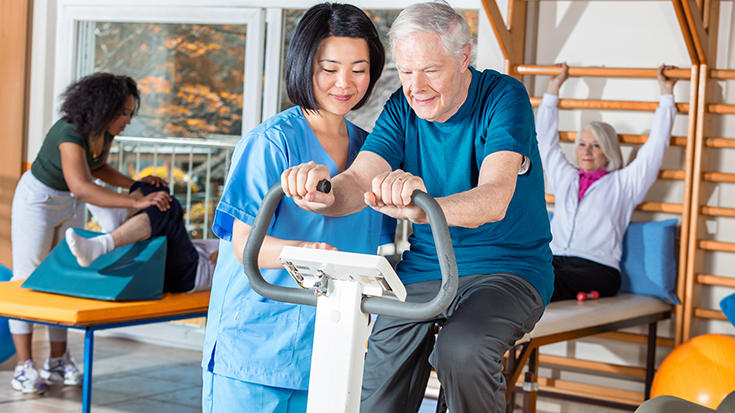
[202, 106, 395, 390]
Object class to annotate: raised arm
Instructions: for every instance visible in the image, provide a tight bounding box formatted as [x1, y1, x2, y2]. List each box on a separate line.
[537, 63, 578, 191]
[621, 64, 678, 203]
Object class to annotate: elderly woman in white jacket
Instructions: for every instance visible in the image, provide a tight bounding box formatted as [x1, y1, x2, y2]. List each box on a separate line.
[537, 63, 678, 302]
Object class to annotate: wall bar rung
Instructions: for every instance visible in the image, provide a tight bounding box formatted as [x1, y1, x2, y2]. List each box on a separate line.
[546, 195, 684, 214]
[703, 172, 735, 183]
[696, 274, 735, 288]
[659, 170, 685, 180]
[710, 69, 735, 80]
[698, 240, 735, 253]
[705, 137, 735, 148]
[514, 65, 691, 79]
[530, 97, 689, 112]
[594, 331, 674, 348]
[558, 131, 688, 146]
[538, 354, 646, 378]
[708, 104, 735, 114]
[636, 202, 684, 214]
[515, 377, 644, 406]
[693, 308, 727, 321]
[701, 206, 735, 218]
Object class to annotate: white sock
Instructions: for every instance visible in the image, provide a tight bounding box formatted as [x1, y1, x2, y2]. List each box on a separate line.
[65, 228, 115, 267]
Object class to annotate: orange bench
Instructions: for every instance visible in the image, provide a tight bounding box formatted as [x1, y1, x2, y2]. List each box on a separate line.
[0, 280, 209, 412]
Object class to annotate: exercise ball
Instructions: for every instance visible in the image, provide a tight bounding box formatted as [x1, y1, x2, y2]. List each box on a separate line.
[651, 334, 735, 409]
[0, 264, 16, 364]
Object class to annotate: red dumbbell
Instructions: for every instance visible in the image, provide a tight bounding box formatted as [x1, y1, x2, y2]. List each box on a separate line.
[576, 290, 600, 302]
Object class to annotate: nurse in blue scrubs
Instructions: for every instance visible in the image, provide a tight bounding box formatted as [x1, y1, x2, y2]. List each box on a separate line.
[201, 4, 390, 412]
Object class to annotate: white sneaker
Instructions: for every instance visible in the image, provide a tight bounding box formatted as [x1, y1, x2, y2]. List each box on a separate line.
[40, 352, 83, 386]
[11, 360, 49, 394]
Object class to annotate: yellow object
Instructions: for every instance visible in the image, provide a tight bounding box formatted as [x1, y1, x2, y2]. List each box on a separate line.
[651, 334, 735, 409]
[0, 280, 209, 326]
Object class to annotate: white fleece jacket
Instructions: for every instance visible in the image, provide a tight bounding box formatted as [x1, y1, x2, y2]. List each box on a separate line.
[536, 93, 676, 270]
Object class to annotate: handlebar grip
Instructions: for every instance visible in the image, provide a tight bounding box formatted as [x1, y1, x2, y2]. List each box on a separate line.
[316, 179, 331, 194]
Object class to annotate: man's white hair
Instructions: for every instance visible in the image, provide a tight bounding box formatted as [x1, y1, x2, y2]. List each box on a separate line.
[388, 1, 471, 61]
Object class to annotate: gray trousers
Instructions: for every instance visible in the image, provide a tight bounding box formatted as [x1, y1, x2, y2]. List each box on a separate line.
[361, 272, 544, 413]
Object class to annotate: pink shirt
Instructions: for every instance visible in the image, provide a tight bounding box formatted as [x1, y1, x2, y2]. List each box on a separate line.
[578, 169, 608, 202]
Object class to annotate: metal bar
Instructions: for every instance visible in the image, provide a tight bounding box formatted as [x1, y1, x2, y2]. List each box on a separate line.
[170, 144, 176, 195]
[114, 135, 237, 149]
[186, 147, 194, 230]
[204, 148, 212, 239]
[514, 65, 690, 78]
[135, 142, 141, 180]
[152, 143, 159, 178]
[645, 322, 657, 400]
[82, 328, 94, 413]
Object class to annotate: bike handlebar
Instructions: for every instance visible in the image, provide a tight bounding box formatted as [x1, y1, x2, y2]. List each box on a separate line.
[242, 183, 458, 319]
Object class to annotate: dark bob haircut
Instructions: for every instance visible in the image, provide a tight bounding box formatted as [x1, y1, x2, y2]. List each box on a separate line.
[60, 73, 140, 137]
[285, 3, 385, 112]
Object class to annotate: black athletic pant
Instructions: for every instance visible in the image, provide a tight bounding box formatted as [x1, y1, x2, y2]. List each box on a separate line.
[130, 181, 198, 293]
[550, 255, 621, 302]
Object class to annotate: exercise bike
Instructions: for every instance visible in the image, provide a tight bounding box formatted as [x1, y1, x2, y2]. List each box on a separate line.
[242, 182, 458, 413]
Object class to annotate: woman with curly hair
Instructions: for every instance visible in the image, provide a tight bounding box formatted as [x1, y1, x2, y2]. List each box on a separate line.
[9, 73, 170, 394]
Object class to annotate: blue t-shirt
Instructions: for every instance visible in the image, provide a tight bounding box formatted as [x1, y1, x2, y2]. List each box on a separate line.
[361, 67, 554, 305]
[202, 106, 395, 390]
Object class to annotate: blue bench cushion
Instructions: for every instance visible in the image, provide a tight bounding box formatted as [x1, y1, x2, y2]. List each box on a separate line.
[0, 264, 15, 363]
[720, 293, 735, 328]
[619, 219, 679, 304]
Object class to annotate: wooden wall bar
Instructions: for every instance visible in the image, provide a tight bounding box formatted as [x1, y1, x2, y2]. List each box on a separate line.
[481, 0, 702, 407]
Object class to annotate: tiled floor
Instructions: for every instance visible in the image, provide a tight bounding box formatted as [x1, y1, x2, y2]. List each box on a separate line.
[0, 326, 636, 413]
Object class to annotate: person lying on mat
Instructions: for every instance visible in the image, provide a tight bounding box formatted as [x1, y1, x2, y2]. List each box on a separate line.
[10, 73, 170, 395]
[65, 180, 218, 294]
[537, 63, 677, 302]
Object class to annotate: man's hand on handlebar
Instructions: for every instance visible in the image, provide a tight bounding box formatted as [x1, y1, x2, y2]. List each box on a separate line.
[281, 161, 335, 211]
[365, 170, 429, 224]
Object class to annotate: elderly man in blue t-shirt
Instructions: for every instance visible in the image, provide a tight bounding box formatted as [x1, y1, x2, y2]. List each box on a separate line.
[281, 2, 553, 412]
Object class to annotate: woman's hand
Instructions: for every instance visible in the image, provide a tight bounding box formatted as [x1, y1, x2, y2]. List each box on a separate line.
[546, 63, 569, 96]
[133, 190, 171, 211]
[281, 161, 334, 211]
[658, 64, 678, 95]
[297, 242, 337, 251]
[364, 170, 429, 224]
[138, 175, 168, 187]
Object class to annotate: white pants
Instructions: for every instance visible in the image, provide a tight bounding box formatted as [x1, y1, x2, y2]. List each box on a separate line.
[10, 171, 85, 339]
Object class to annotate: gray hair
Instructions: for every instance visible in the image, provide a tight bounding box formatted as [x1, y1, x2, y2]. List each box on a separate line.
[388, 1, 471, 61]
[573, 121, 623, 172]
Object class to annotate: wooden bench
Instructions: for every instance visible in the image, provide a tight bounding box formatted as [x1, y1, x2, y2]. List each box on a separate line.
[505, 293, 672, 413]
[0, 280, 209, 413]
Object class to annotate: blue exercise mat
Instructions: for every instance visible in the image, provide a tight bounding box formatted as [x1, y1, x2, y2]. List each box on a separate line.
[22, 229, 167, 301]
[0, 264, 16, 363]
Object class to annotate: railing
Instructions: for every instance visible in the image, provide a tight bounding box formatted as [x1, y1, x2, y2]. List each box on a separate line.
[106, 136, 238, 239]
